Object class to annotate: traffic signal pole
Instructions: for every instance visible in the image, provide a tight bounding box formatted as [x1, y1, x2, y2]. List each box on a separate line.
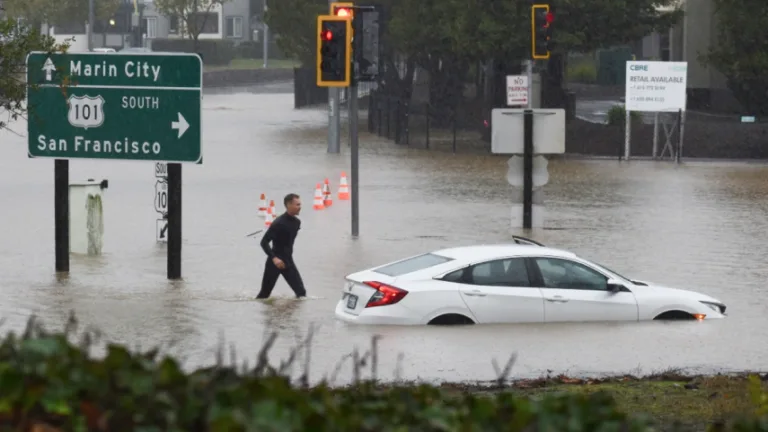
[529, 3, 552, 111]
[523, 3, 553, 229]
[327, 0, 341, 154]
[348, 7, 360, 237]
[318, 4, 380, 236]
[349, 81, 359, 237]
[523, 58, 533, 229]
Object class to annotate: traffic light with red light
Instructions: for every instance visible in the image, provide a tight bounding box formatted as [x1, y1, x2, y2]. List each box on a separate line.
[531, 4, 553, 60]
[317, 15, 352, 87]
[330, 2, 354, 18]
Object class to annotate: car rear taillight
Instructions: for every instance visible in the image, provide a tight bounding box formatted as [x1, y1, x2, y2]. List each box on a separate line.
[364, 281, 408, 308]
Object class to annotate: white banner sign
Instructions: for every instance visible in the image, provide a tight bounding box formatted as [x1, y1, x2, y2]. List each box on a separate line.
[506, 75, 528, 106]
[625, 61, 687, 112]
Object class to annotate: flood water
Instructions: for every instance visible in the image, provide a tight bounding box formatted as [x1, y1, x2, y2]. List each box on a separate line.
[1, 81, 768, 385]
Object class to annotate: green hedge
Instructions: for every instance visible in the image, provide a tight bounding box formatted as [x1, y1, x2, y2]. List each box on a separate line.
[567, 61, 597, 84]
[1, 317, 768, 431]
[151, 38, 235, 66]
[607, 104, 641, 126]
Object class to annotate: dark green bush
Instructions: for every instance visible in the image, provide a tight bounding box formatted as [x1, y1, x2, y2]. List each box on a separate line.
[0, 315, 766, 431]
[151, 38, 235, 66]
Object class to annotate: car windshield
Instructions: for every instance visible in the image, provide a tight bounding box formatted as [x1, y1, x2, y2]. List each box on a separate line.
[373, 253, 453, 277]
[591, 261, 633, 283]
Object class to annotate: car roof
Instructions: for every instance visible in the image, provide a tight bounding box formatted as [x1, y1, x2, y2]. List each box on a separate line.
[432, 244, 577, 262]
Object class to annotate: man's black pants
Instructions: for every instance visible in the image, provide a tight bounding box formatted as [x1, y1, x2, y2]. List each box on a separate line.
[257, 258, 307, 298]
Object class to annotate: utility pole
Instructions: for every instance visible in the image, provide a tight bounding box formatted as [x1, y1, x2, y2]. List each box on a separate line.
[263, 0, 269, 68]
[87, 0, 94, 51]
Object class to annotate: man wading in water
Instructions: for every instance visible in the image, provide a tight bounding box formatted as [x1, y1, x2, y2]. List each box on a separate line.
[257, 193, 307, 299]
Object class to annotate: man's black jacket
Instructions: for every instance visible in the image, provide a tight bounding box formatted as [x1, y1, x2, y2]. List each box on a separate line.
[260, 213, 301, 265]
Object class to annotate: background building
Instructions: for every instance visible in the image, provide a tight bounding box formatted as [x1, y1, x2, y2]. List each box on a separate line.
[41, 0, 255, 52]
[638, 0, 739, 111]
[141, 0, 254, 49]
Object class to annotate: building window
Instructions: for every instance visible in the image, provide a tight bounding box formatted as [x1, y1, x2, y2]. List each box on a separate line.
[169, 16, 179, 34]
[142, 17, 157, 39]
[189, 12, 219, 34]
[660, 32, 670, 62]
[225, 16, 243, 38]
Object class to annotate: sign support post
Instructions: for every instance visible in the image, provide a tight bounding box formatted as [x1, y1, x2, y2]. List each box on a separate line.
[54, 160, 69, 273]
[525, 61, 533, 108]
[167, 163, 182, 279]
[678, 109, 686, 164]
[523, 110, 533, 228]
[350, 82, 359, 236]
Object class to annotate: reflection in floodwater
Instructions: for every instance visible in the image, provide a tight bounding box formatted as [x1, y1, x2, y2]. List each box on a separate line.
[1, 86, 767, 384]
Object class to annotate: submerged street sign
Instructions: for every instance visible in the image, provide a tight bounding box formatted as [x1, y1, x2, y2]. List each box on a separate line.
[26, 52, 203, 163]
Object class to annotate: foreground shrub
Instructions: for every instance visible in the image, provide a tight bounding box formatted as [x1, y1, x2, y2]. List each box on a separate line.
[0, 315, 765, 431]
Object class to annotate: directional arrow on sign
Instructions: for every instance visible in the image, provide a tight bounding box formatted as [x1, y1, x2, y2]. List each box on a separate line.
[42, 57, 55, 81]
[171, 112, 189, 139]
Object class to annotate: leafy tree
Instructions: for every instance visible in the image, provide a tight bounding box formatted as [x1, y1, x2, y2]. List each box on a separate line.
[263, 0, 327, 67]
[554, 0, 682, 53]
[154, 0, 229, 48]
[0, 18, 70, 131]
[701, 0, 768, 114]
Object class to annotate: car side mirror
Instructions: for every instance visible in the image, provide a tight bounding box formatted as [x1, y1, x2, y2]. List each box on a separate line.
[607, 279, 624, 293]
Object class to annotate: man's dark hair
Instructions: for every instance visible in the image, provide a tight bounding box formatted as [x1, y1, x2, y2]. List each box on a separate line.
[284, 193, 300, 206]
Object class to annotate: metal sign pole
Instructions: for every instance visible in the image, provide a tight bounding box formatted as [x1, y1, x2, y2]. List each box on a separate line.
[523, 110, 533, 228]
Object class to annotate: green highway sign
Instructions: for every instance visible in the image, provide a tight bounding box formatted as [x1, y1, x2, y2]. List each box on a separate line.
[26, 51, 203, 163]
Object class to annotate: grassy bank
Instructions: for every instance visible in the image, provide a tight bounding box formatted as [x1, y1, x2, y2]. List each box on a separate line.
[204, 58, 299, 71]
[2, 315, 767, 431]
[435, 373, 768, 431]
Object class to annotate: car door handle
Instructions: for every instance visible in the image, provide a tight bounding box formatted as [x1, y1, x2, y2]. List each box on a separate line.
[545, 295, 569, 303]
[464, 290, 487, 297]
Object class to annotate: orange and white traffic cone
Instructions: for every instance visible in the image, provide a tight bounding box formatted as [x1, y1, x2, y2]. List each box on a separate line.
[264, 210, 274, 227]
[268, 199, 276, 217]
[313, 183, 325, 210]
[322, 178, 333, 207]
[338, 171, 350, 200]
[258, 193, 268, 217]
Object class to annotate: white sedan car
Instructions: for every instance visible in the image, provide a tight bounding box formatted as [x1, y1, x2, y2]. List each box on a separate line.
[334, 236, 727, 325]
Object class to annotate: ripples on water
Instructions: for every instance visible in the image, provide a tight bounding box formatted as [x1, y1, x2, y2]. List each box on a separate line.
[1, 86, 768, 384]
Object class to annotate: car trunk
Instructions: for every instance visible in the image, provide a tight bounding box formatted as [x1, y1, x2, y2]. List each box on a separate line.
[339, 270, 397, 316]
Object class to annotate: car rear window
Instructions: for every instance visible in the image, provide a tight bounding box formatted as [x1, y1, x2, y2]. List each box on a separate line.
[373, 253, 454, 277]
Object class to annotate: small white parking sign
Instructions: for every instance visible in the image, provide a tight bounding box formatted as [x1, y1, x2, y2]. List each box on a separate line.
[506, 75, 529, 106]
